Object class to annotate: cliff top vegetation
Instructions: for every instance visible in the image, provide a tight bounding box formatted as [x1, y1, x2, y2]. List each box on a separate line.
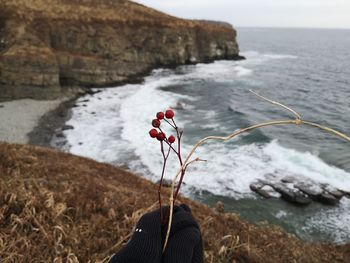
[0, 142, 349, 262]
[0, 0, 233, 31]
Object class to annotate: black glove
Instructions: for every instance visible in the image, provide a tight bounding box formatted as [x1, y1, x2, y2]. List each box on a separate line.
[109, 204, 203, 263]
[109, 208, 163, 263]
[162, 204, 203, 263]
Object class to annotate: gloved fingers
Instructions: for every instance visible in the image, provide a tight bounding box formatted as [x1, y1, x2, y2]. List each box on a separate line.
[179, 203, 192, 213]
[162, 204, 191, 215]
[162, 227, 202, 263]
[137, 205, 183, 226]
[137, 204, 192, 229]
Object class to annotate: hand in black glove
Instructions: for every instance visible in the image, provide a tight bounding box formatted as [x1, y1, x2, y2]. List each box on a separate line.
[162, 204, 203, 263]
[109, 208, 163, 263]
[109, 204, 203, 263]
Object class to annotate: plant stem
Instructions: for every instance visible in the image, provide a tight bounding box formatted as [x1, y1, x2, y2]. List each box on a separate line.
[171, 118, 184, 201]
[158, 141, 170, 222]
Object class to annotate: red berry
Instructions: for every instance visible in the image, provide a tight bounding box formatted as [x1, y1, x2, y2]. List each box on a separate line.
[165, 109, 174, 119]
[157, 132, 166, 141]
[149, 129, 158, 138]
[168, 135, 176, 144]
[156, 112, 165, 120]
[152, 119, 161, 128]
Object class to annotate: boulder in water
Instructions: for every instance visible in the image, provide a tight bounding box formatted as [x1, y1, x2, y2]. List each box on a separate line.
[317, 193, 339, 205]
[62, 125, 74, 131]
[250, 181, 281, 199]
[271, 183, 311, 206]
[322, 185, 344, 199]
[294, 183, 323, 199]
[281, 176, 298, 184]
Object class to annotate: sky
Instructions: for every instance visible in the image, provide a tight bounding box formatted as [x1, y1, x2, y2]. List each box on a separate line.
[132, 0, 350, 29]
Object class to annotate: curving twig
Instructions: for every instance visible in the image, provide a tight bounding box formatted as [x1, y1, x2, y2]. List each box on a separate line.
[249, 90, 302, 120]
[162, 91, 350, 251]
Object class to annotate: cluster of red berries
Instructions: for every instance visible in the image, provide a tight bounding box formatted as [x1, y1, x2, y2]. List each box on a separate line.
[149, 109, 176, 143]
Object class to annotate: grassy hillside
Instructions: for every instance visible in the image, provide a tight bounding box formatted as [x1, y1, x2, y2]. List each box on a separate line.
[1, 0, 234, 30]
[0, 143, 349, 262]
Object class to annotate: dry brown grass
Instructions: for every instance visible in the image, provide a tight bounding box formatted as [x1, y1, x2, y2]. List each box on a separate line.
[0, 142, 349, 262]
[1, 0, 233, 33]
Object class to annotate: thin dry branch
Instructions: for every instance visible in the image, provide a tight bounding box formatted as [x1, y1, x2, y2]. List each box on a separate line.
[163, 91, 350, 251]
[249, 90, 302, 120]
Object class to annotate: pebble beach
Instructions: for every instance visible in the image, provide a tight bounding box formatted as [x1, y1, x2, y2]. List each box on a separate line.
[0, 99, 64, 144]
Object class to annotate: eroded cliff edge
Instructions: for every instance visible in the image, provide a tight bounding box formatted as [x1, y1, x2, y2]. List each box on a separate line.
[0, 0, 243, 100]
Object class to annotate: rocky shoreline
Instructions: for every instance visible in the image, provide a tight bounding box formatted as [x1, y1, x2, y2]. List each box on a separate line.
[250, 177, 350, 206]
[27, 95, 78, 147]
[0, 98, 64, 144]
[0, 0, 244, 101]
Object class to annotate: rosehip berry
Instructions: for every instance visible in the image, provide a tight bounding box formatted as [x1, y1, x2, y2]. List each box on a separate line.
[165, 109, 174, 119]
[156, 112, 165, 120]
[149, 129, 158, 138]
[168, 135, 176, 144]
[152, 119, 161, 128]
[157, 132, 166, 141]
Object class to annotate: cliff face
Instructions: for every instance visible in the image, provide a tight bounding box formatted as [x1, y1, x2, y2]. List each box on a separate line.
[0, 0, 242, 100]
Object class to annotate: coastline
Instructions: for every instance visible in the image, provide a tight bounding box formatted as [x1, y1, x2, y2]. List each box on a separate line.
[0, 99, 65, 144]
[27, 95, 80, 148]
[26, 56, 244, 148]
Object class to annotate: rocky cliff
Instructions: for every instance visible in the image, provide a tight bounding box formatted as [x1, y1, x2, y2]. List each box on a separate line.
[0, 0, 243, 101]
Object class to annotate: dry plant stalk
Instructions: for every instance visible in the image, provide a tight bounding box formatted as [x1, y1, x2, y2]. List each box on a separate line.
[163, 90, 350, 251]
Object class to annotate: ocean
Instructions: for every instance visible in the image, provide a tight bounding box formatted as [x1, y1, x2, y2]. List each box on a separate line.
[56, 28, 350, 244]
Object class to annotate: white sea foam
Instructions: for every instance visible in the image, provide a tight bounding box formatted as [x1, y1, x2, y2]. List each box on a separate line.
[275, 210, 289, 219]
[63, 85, 138, 164]
[178, 61, 254, 81]
[171, 140, 350, 197]
[64, 62, 350, 195]
[303, 197, 350, 244]
[235, 66, 253, 77]
[240, 51, 297, 66]
[62, 58, 350, 243]
[263, 53, 298, 59]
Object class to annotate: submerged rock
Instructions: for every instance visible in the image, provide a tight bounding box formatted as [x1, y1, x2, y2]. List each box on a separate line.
[339, 189, 350, 197]
[323, 185, 344, 199]
[250, 181, 266, 192]
[173, 102, 185, 110]
[294, 182, 341, 205]
[62, 125, 74, 131]
[317, 193, 339, 206]
[250, 181, 281, 199]
[55, 132, 65, 138]
[281, 176, 298, 184]
[294, 183, 323, 199]
[271, 183, 311, 206]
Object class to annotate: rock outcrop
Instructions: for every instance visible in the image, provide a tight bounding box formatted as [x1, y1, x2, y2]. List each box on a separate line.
[250, 176, 347, 206]
[0, 0, 243, 101]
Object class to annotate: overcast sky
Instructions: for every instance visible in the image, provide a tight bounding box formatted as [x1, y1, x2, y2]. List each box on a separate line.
[132, 0, 350, 29]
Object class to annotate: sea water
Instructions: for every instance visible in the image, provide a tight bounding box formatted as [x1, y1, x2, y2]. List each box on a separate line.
[58, 28, 350, 243]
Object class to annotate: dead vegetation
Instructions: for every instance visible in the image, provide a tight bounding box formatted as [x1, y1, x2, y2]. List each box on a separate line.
[0, 0, 233, 32]
[0, 142, 349, 262]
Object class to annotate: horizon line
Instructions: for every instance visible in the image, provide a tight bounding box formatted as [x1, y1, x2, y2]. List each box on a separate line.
[235, 25, 350, 30]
